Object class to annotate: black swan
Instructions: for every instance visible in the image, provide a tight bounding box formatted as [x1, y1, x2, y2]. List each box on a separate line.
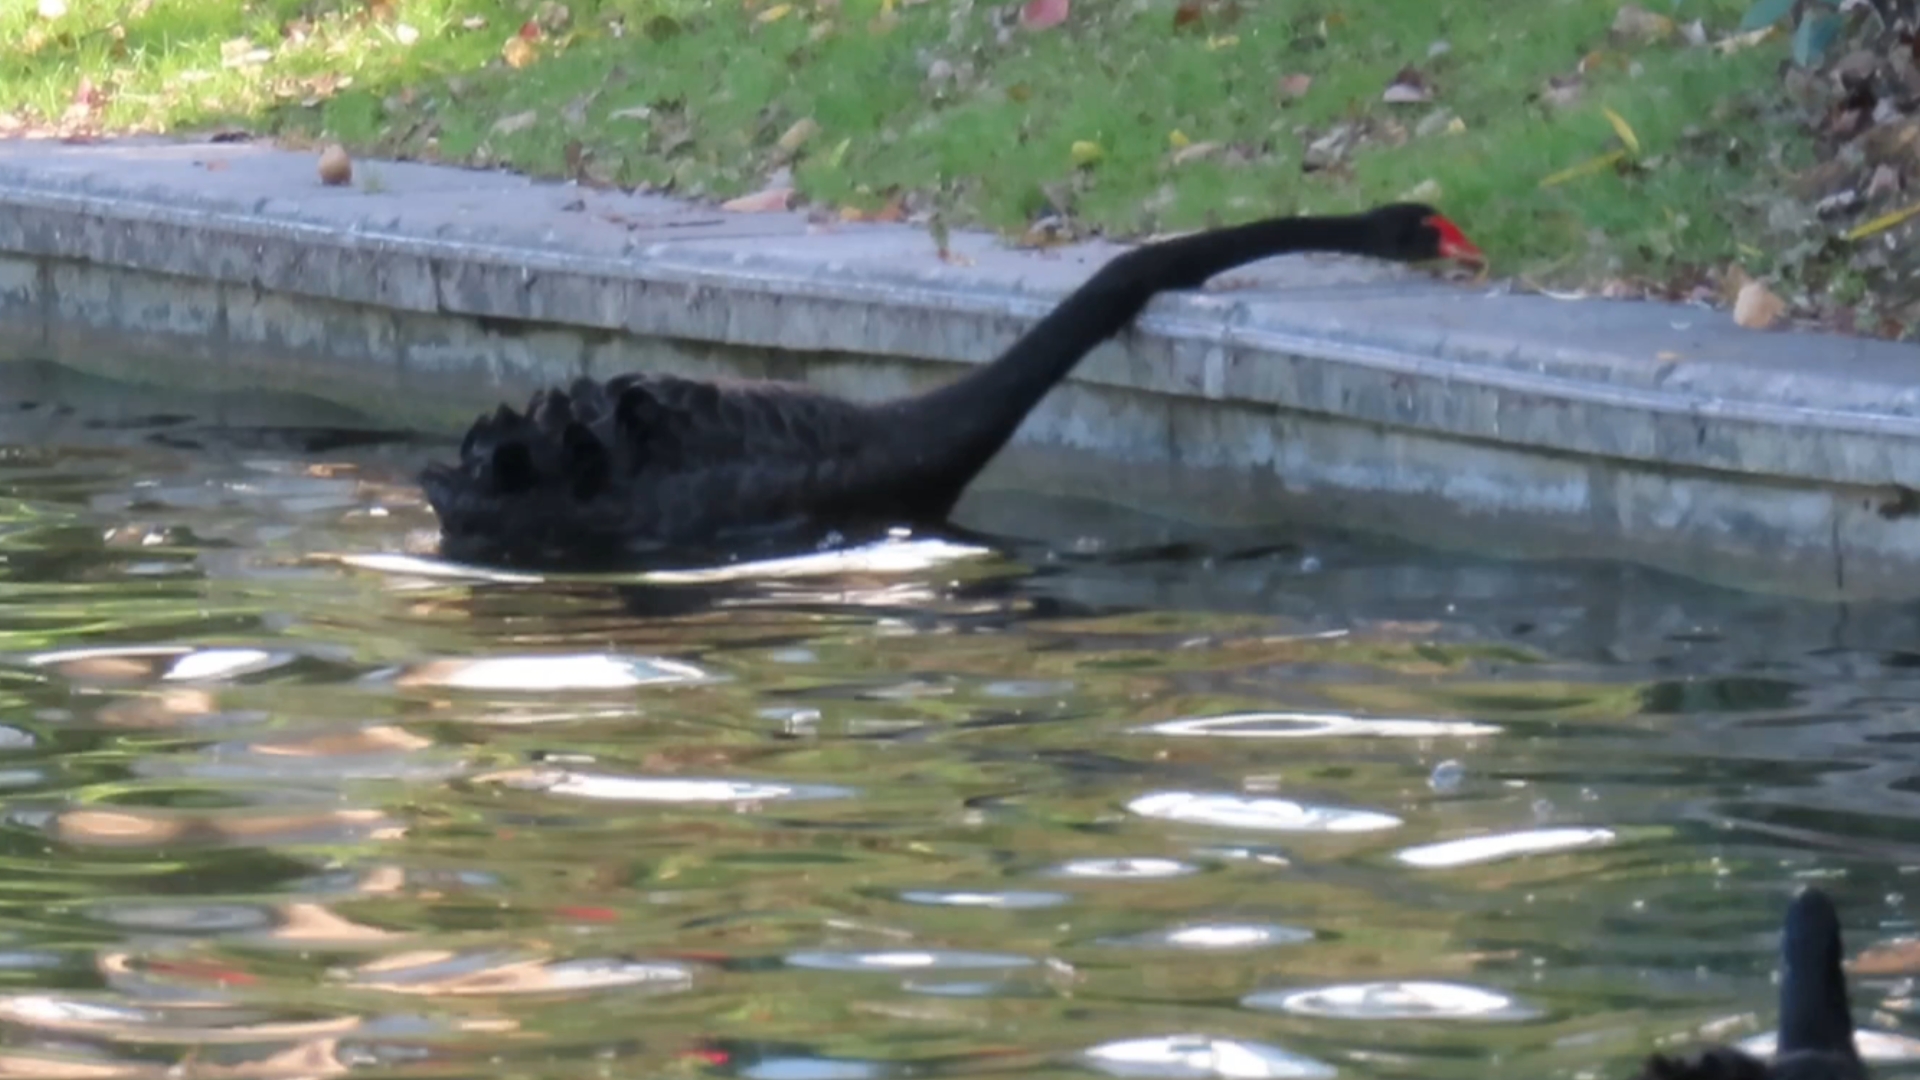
[1633, 887, 1866, 1080]
[421, 203, 1484, 567]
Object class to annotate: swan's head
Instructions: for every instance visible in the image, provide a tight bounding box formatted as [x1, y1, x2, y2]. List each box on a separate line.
[1366, 202, 1485, 265]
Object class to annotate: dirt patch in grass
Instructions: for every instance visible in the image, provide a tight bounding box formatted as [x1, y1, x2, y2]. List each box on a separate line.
[4, 0, 1918, 338]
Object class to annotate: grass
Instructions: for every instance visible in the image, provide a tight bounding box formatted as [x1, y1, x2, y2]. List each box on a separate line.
[0, 0, 1836, 300]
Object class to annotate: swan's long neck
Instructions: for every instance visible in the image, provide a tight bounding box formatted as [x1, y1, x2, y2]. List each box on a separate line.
[1778, 890, 1857, 1058]
[887, 213, 1383, 490]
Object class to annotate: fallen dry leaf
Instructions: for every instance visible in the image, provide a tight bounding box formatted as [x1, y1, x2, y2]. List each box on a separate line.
[721, 186, 795, 212]
[1869, 164, 1902, 200]
[1019, 0, 1069, 31]
[1610, 4, 1673, 43]
[317, 144, 352, 186]
[840, 195, 907, 223]
[1304, 124, 1356, 170]
[1733, 280, 1786, 329]
[1713, 25, 1773, 54]
[491, 110, 539, 136]
[776, 117, 820, 154]
[756, 3, 793, 23]
[1171, 141, 1223, 165]
[1173, 0, 1205, 29]
[1578, 49, 1625, 74]
[1601, 106, 1641, 155]
[1540, 74, 1584, 108]
[1843, 199, 1920, 241]
[1539, 149, 1627, 188]
[1017, 216, 1074, 248]
[1277, 73, 1312, 99]
[502, 34, 537, 67]
[535, 0, 570, 32]
[1382, 66, 1431, 104]
[1400, 178, 1441, 201]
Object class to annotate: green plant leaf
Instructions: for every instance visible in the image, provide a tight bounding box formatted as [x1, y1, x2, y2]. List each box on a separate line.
[1791, 10, 1843, 66]
[1738, 0, 1796, 30]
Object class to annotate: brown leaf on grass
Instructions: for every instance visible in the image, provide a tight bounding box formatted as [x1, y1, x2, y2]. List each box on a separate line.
[1303, 124, 1357, 170]
[1538, 74, 1584, 109]
[1019, 0, 1068, 31]
[1610, 4, 1673, 44]
[317, 144, 352, 186]
[69, 76, 105, 111]
[1400, 178, 1441, 201]
[1170, 141, 1224, 165]
[721, 186, 795, 212]
[1733, 280, 1786, 329]
[1414, 110, 1455, 138]
[502, 34, 538, 67]
[491, 110, 540, 136]
[1016, 216, 1074, 249]
[840, 195, 907, 222]
[1276, 73, 1312, 100]
[1382, 66, 1431, 104]
[776, 117, 820, 154]
[564, 140, 602, 186]
[1577, 50, 1624, 74]
[535, 1, 571, 33]
[1172, 0, 1242, 31]
[1869, 164, 1903, 200]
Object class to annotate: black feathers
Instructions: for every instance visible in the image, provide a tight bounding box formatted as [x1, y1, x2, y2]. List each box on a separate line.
[421, 205, 1484, 568]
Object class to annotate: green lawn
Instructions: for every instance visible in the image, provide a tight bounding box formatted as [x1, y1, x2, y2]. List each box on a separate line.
[3, 0, 1879, 325]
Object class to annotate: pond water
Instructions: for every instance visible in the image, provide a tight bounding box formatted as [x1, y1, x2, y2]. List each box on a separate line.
[1, 384, 1918, 1080]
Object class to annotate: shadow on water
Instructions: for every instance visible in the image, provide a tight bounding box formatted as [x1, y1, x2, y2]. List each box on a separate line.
[0, 369, 1913, 1078]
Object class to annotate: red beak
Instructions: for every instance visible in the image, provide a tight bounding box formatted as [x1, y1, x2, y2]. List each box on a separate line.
[1425, 214, 1486, 265]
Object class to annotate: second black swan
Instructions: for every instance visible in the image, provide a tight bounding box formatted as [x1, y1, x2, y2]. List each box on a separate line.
[1633, 886, 1866, 1080]
[421, 203, 1485, 567]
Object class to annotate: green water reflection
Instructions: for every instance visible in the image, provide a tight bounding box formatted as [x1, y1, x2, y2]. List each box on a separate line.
[0, 400, 1912, 1080]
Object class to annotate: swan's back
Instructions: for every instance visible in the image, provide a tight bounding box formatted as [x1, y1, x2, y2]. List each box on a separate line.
[421, 373, 901, 565]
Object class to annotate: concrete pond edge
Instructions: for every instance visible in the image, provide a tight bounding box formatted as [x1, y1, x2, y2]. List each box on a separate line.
[1, 140, 1918, 599]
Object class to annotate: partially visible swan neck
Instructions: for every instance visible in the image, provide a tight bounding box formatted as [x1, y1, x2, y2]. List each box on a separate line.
[891, 211, 1389, 483]
[1778, 888, 1858, 1060]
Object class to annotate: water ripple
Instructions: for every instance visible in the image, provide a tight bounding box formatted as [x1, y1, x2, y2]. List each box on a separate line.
[1394, 827, 1617, 869]
[1128, 791, 1403, 833]
[1137, 711, 1501, 739]
[1082, 1034, 1336, 1079]
[477, 767, 857, 803]
[1243, 980, 1540, 1021]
